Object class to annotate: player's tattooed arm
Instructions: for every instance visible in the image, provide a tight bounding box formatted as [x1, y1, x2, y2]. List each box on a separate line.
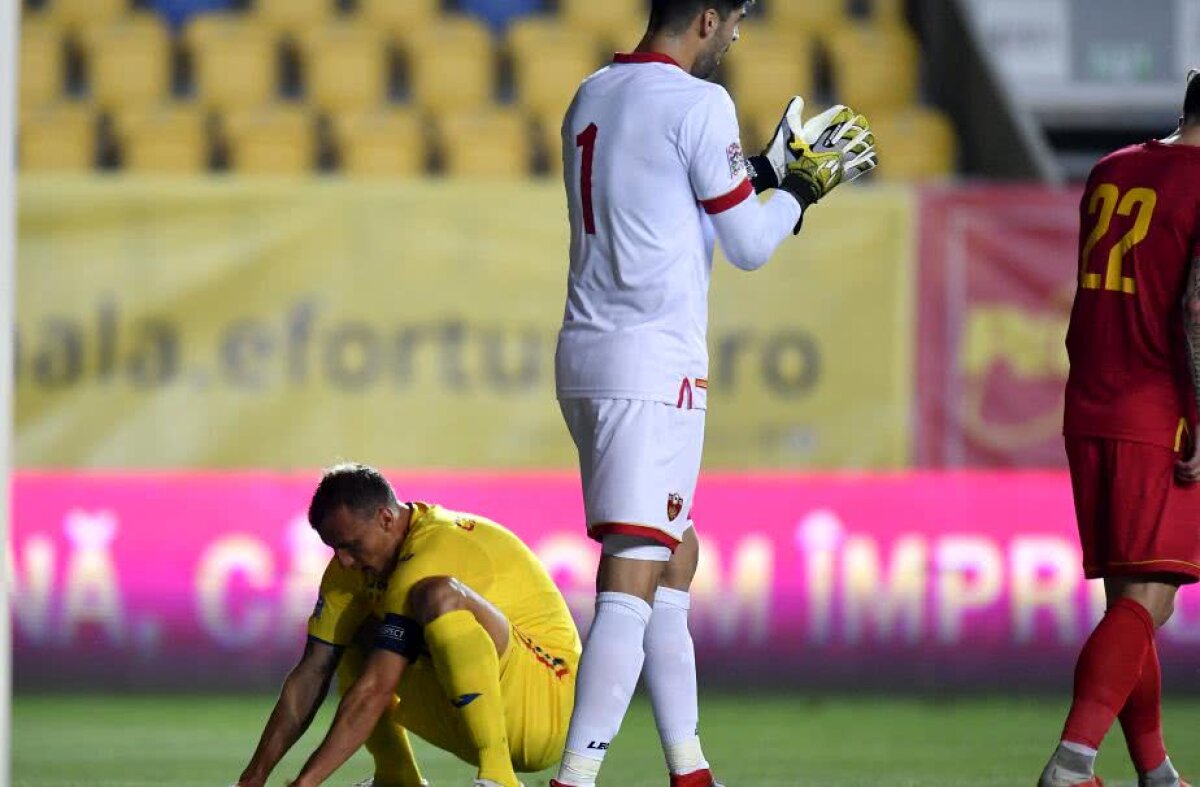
[1186, 255, 1200, 409]
[1180, 255, 1200, 484]
[236, 639, 342, 787]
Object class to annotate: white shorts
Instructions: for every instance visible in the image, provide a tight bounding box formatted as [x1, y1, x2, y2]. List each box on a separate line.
[558, 397, 705, 548]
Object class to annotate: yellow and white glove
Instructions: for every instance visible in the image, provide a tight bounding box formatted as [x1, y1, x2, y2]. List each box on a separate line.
[784, 103, 877, 205]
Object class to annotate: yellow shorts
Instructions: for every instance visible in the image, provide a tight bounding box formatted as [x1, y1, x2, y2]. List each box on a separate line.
[340, 624, 577, 773]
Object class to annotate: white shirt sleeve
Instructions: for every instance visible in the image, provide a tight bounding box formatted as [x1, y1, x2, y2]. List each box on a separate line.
[710, 190, 803, 271]
[678, 87, 755, 214]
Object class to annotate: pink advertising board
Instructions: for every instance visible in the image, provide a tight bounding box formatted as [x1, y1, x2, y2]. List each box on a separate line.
[10, 472, 1200, 690]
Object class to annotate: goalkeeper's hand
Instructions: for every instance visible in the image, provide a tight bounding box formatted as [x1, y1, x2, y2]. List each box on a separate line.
[781, 104, 877, 208]
[747, 95, 805, 194]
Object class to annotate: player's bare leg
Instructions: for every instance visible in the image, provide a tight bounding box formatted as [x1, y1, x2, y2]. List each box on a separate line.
[554, 539, 669, 787]
[408, 576, 521, 787]
[1039, 577, 1189, 787]
[644, 526, 720, 787]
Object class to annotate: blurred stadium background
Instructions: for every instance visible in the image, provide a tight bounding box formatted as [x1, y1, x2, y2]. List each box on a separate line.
[5, 0, 1200, 784]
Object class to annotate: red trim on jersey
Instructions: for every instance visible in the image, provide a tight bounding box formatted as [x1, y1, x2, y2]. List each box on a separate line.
[695, 378, 708, 390]
[700, 178, 754, 215]
[589, 523, 681, 550]
[613, 51, 683, 69]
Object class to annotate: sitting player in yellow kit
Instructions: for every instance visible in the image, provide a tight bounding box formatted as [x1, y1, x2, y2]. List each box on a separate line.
[234, 463, 581, 787]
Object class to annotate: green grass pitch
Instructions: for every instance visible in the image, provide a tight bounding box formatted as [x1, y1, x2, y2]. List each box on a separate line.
[12, 693, 1200, 786]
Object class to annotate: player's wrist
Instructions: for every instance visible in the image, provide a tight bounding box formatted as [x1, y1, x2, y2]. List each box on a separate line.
[747, 155, 779, 193]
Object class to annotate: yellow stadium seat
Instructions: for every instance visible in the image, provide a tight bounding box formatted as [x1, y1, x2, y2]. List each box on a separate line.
[19, 17, 65, 110]
[559, 0, 645, 49]
[298, 23, 389, 113]
[224, 104, 315, 174]
[724, 27, 815, 120]
[438, 109, 531, 178]
[19, 104, 96, 172]
[766, 0, 848, 36]
[357, 0, 440, 42]
[871, 106, 957, 182]
[864, 0, 907, 25]
[508, 18, 600, 126]
[334, 109, 427, 177]
[253, 0, 334, 38]
[115, 104, 210, 174]
[46, 0, 129, 34]
[187, 14, 278, 111]
[405, 16, 494, 116]
[827, 24, 920, 115]
[536, 116, 565, 177]
[81, 14, 172, 113]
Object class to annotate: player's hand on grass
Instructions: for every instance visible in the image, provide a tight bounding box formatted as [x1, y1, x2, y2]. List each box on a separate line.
[1176, 440, 1200, 483]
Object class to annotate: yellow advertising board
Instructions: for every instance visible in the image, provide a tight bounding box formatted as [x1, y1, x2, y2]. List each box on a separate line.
[16, 178, 914, 469]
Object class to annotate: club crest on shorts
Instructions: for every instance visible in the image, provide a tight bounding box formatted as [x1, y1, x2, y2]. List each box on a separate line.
[667, 492, 684, 522]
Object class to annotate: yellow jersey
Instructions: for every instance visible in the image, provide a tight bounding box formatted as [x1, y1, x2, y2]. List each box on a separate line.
[308, 502, 581, 664]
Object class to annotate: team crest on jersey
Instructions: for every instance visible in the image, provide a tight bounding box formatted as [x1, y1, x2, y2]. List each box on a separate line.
[727, 142, 746, 179]
[667, 492, 684, 522]
[454, 517, 477, 531]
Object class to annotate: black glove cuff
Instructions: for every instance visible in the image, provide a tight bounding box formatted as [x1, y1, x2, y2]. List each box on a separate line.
[747, 155, 778, 194]
[779, 173, 815, 235]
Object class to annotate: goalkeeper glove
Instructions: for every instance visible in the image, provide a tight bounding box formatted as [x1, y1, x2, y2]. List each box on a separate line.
[747, 96, 805, 194]
[781, 104, 877, 207]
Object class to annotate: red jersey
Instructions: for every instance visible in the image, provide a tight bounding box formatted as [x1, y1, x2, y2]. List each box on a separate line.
[1064, 140, 1200, 449]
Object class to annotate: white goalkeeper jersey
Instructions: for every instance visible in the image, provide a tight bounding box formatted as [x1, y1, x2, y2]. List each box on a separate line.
[554, 52, 756, 410]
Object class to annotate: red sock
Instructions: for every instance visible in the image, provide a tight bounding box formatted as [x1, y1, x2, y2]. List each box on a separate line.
[1119, 635, 1167, 773]
[1062, 597, 1156, 749]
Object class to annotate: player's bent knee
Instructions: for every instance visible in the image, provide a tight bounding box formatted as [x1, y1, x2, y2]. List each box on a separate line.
[408, 575, 470, 624]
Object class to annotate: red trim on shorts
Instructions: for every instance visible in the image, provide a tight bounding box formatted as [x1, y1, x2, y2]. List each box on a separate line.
[588, 523, 681, 550]
[700, 178, 754, 215]
[1085, 559, 1200, 584]
[613, 51, 683, 69]
[677, 378, 693, 410]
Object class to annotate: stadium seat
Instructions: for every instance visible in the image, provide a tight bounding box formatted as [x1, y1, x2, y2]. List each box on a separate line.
[405, 15, 495, 116]
[356, 0, 440, 43]
[297, 23, 389, 114]
[45, 0, 130, 34]
[115, 103, 210, 173]
[558, 0, 646, 49]
[223, 104, 315, 174]
[508, 18, 600, 126]
[80, 14, 172, 113]
[19, 104, 96, 172]
[765, 0, 847, 36]
[870, 105, 957, 181]
[459, 0, 546, 33]
[19, 17, 65, 110]
[864, 0, 907, 25]
[252, 0, 334, 39]
[536, 115, 564, 176]
[724, 27, 815, 122]
[826, 23, 920, 116]
[438, 109, 532, 177]
[187, 14, 279, 111]
[333, 109, 428, 177]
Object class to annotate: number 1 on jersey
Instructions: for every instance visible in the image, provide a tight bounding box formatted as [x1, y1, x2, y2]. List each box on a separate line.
[576, 123, 598, 235]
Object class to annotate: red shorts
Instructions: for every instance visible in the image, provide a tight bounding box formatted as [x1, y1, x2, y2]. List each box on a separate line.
[1066, 436, 1200, 583]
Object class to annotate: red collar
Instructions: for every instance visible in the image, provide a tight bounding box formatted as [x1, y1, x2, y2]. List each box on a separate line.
[613, 51, 683, 69]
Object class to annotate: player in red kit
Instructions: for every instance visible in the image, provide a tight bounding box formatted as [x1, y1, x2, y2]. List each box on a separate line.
[1040, 70, 1200, 787]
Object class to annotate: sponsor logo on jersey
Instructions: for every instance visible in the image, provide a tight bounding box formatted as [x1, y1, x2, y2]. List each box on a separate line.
[727, 142, 746, 179]
[311, 596, 326, 621]
[667, 492, 684, 521]
[452, 693, 482, 708]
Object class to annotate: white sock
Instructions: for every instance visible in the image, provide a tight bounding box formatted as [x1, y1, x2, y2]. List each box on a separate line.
[558, 592, 653, 784]
[644, 587, 709, 775]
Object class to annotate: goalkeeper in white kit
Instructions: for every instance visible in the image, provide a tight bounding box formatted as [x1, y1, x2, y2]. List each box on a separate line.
[551, 1, 878, 786]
